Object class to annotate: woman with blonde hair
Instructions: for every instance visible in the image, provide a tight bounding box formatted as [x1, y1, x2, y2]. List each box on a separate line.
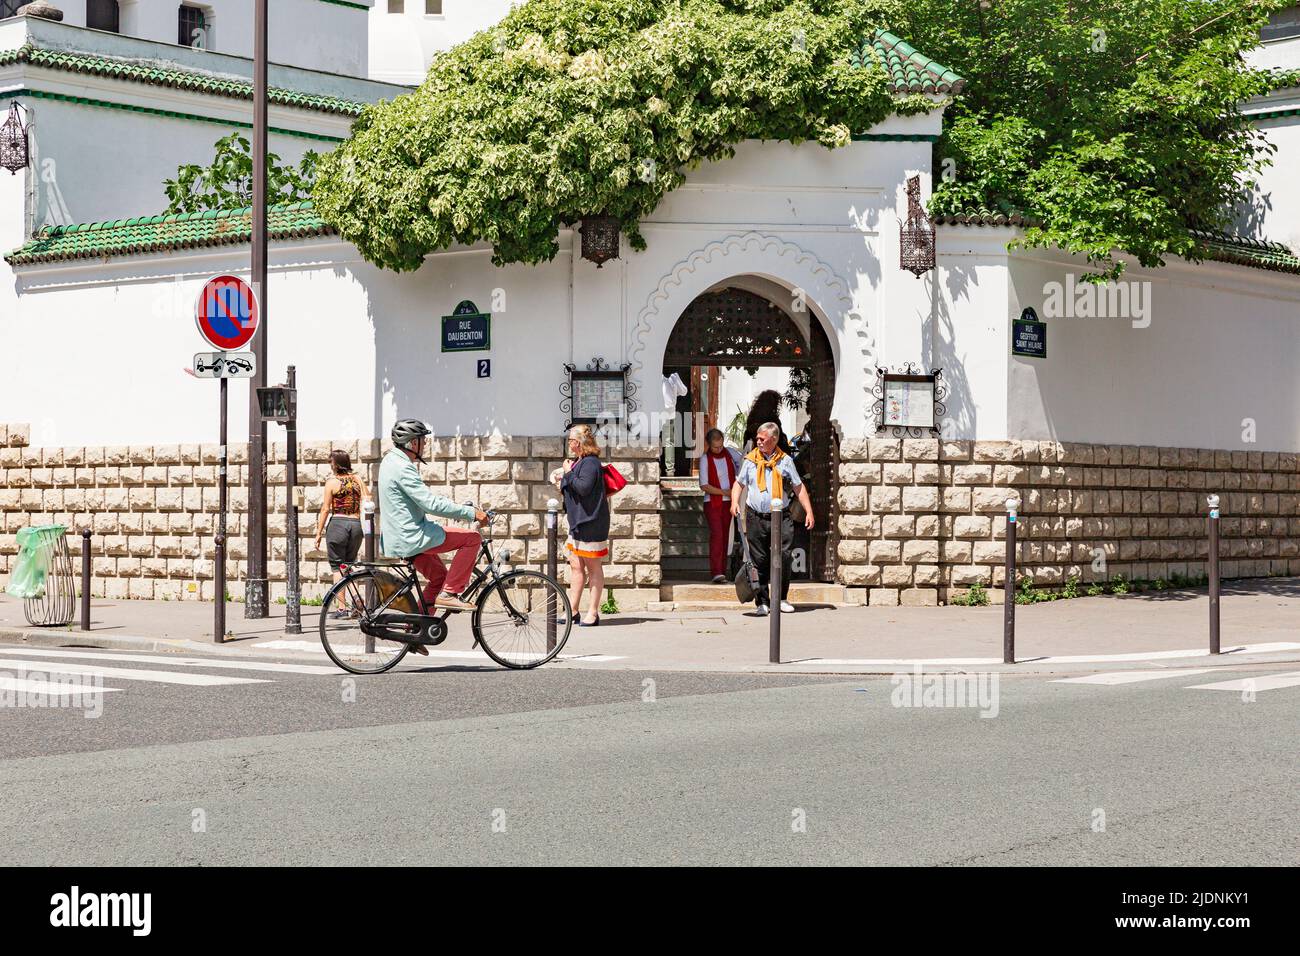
[551, 424, 610, 626]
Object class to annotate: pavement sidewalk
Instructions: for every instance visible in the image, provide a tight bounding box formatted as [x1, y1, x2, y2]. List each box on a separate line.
[3, 578, 1299, 675]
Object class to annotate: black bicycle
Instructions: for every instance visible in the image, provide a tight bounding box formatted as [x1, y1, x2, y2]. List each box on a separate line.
[318, 509, 573, 674]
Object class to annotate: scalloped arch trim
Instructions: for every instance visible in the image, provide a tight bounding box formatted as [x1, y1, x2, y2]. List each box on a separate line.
[626, 231, 875, 424]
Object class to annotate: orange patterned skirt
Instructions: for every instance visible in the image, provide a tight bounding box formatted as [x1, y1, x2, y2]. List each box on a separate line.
[565, 535, 609, 560]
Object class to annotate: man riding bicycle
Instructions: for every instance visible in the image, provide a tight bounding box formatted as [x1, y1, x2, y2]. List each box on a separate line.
[379, 420, 489, 652]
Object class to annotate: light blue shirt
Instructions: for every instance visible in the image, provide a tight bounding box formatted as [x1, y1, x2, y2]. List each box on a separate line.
[378, 449, 477, 557]
[736, 455, 802, 514]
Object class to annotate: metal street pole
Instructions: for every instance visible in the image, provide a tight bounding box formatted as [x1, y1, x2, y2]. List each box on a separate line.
[284, 366, 301, 634]
[245, 0, 269, 618]
[1208, 494, 1220, 655]
[215, 375, 227, 642]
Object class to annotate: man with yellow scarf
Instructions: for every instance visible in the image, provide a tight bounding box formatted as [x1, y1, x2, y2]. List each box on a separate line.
[730, 422, 815, 615]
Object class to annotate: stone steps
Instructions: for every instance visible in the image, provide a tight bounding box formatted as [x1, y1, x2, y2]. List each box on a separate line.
[651, 581, 848, 610]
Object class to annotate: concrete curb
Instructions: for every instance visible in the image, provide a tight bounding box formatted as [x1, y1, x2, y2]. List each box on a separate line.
[3, 625, 1297, 676]
[0, 626, 252, 657]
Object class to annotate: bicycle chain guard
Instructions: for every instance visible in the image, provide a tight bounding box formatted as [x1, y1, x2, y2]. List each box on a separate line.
[360, 613, 449, 646]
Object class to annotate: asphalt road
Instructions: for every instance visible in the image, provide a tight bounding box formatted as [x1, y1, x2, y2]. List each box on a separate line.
[1, 644, 1296, 866]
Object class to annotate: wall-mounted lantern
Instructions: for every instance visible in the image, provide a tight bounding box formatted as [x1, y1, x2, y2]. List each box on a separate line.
[0, 102, 30, 176]
[899, 174, 935, 276]
[580, 214, 621, 268]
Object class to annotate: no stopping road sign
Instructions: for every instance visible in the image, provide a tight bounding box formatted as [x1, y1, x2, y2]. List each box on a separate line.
[196, 274, 259, 351]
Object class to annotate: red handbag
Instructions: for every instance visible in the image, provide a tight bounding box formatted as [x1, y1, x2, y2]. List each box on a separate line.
[602, 463, 627, 496]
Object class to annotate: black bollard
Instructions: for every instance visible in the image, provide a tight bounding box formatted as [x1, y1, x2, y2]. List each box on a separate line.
[547, 498, 559, 652]
[1208, 494, 1220, 655]
[769, 499, 783, 664]
[80, 528, 91, 631]
[1003, 496, 1020, 665]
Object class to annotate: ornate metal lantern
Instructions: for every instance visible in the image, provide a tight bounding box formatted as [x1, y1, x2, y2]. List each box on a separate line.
[580, 214, 621, 268]
[899, 174, 935, 276]
[0, 102, 29, 176]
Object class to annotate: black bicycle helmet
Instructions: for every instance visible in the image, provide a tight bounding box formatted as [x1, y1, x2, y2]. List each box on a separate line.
[391, 419, 431, 461]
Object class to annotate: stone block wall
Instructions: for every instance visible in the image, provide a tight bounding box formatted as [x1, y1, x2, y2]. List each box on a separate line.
[0, 424, 663, 609]
[836, 439, 1299, 606]
[5, 421, 1294, 612]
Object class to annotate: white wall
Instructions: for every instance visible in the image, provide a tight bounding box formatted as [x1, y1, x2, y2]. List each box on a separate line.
[4, 118, 987, 453]
[1240, 108, 1300, 250]
[1004, 248, 1300, 450]
[1237, 35, 1300, 246]
[931, 229, 1013, 440]
[50, 0, 372, 77]
[3, 242, 376, 448]
[22, 96, 322, 231]
[368, 0, 513, 84]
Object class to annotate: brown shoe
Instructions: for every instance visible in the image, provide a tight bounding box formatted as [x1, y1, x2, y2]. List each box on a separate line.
[407, 643, 429, 656]
[434, 593, 476, 612]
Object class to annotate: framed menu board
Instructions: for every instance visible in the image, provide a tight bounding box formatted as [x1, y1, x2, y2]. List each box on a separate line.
[571, 372, 627, 423]
[882, 374, 935, 430]
[563, 359, 633, 426]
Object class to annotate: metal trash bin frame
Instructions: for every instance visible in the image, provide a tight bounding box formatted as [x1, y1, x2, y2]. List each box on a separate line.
[20, 525, 76, 627]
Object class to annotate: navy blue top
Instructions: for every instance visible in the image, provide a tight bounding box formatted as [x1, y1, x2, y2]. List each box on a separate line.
[560, 455, 610, 542]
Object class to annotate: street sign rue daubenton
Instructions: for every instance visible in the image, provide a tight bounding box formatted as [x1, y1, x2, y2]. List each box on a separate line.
[441, 300, 491, 353]
[1012, 306, 1046, 359]
[196, 274, 259, 351]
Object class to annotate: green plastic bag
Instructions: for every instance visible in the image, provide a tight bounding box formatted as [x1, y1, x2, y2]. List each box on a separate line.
[6, 525, 65, 600]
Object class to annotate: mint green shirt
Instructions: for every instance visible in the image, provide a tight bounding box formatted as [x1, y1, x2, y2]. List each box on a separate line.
[377, 449, 477, 557]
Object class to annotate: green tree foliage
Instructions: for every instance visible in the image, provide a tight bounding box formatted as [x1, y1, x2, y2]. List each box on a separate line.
[313, 0, 925, 271]
[897, 0, 1290, 278]
[165, 133, 319, 215]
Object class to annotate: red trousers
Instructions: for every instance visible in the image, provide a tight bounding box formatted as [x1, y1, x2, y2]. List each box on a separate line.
[704, 498, 731, 578]
[412, 529, 480, 604]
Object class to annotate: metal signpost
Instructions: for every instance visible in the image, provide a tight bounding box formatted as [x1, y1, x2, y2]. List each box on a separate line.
[247, 0, 271, 621]
[256, 375, 300, 634]
[194, 275, 259, 644]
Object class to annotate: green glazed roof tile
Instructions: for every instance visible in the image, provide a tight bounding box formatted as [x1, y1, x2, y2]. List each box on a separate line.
[934, 211, 1300, 276]
[855, 30, 966, 96]
[0, 42, 368, 116]
[1189, 230, 1300, 275]
[6, 202, 336, 265]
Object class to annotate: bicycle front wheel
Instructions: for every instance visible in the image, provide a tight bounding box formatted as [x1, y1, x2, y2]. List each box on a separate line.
[319, 569, 410, 675]
[473, 570, 573, 669]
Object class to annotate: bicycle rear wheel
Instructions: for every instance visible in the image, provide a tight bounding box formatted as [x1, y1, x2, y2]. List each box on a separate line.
[319, 569, 410, 675]
[472, 570, 572, 669]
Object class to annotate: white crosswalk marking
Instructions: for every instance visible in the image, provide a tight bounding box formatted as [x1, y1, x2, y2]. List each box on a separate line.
[1185, 671, 1300, 693]
[0, 658, 268, 687]
[1051, 669, 1215, 686]
[0, 674, 121, 697]
[0, 647, 338, 675]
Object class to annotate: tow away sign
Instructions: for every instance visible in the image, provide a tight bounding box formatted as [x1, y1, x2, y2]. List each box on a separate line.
[193, 352, 257, 378]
